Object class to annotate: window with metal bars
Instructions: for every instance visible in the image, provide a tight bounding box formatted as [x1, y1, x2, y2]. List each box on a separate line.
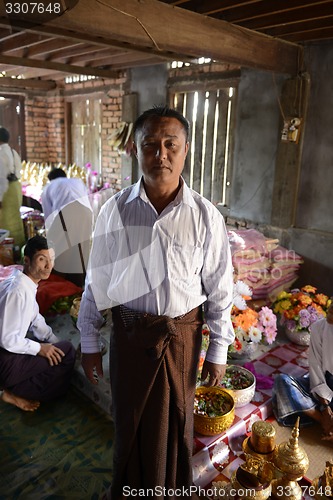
[171, 88, 236, 206]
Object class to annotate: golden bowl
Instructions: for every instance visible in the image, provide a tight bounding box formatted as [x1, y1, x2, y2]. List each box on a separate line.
[194, 386, 235, 436]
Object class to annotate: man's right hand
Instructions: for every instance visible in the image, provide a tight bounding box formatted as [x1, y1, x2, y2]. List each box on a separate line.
[81, 352, 103, 385]
[38, 343, 65, 366]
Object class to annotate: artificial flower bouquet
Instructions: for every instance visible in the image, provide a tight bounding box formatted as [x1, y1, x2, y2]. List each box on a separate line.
[228, 280, 278, 356]
[229, 304, 277, 355]
[272, 285, 331, 333]
[197, 281, 278, 366]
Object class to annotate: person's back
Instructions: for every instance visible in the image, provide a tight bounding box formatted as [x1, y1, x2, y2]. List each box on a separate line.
[41, 175, 91, 221]
[41, 168, 93, 287]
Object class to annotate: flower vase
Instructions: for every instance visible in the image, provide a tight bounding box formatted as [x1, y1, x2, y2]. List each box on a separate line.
[229, 341, 259, 360]
[285, 327, 311, 346]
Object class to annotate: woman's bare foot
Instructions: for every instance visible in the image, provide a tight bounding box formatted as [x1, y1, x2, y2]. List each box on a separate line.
[1, 390, 40, 411]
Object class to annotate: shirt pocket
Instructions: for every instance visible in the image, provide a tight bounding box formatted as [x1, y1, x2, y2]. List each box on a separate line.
[168, 243, 204, 283]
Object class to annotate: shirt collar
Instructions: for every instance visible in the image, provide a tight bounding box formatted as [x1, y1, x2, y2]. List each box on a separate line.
[125, 176, 198, 210]
[21, 271, 38, 292]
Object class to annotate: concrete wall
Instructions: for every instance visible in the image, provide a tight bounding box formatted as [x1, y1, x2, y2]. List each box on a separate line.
[129, 64, 169, 115]
[297, 43, 333, 233]
[224, 45, 333, 295]
[228, 69, 287, 224]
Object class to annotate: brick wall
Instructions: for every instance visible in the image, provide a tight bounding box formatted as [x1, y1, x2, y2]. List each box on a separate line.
[25, 96, 51, 163]
[25, 73, 127, 190]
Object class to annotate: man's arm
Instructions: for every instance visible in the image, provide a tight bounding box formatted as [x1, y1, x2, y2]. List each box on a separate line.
[77, 285, 105, 384]
[201, 211, 235, 381]
[0, 290, 43, 355]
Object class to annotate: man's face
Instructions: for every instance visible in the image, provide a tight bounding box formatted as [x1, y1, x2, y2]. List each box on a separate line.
[25, 249, 55, 283]
[133, 116, 189, 188]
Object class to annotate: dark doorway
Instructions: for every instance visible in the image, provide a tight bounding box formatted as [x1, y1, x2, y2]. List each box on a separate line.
[0, 95, 26, 160]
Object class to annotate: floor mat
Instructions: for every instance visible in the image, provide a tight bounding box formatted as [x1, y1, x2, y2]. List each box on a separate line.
[271, 419, 333, 481]
[0, 388, 113, 499]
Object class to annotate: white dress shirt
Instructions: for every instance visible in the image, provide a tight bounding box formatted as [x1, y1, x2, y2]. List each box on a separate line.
[309, 318, 333, 401]
[0, 268, 58, 355]
[78, 177, 235, 364]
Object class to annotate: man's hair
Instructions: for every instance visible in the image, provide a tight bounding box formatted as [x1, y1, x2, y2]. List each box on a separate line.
[48, 168, 67, 181]
[0, 127, 10, 143]
[24, 235, 50, 260]
[133, 105, 190, 142]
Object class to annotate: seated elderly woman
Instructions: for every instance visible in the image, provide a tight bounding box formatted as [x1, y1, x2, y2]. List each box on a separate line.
[272, 300, 333, 440]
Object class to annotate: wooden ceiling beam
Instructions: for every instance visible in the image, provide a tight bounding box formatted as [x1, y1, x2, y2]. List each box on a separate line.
[88, 52, 165, 68]
[5, 38, 82, 58]
[5, 67, 66, 79]
[236, 3, 333, 30]
[0, 21, 187, 62]
[25, 39, 82, 57]
[213, 0, 333, 23]
[262, 16, 333, 38]
[0, 32, 50, 52]
[0, 0, 301, 75]
[68, 48, 127, 64]
[49, 45, 119, 63]
[180, 0, 262, 16]
[0, 76, 56, 90]
[282, 26, 333, 43]
[0, 54, 119, 78]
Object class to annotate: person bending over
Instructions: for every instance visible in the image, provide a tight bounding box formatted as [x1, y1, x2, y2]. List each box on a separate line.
[0, 235, 76, 411]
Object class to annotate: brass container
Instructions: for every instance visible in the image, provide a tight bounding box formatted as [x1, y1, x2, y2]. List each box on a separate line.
[194, 386, 235, 436]
[271, 418, 309, 500]
[242, 420, 276, 462]
[273, 419, 309, 481]
[231, 469, 272, 500]
[251, 420, 276, 453]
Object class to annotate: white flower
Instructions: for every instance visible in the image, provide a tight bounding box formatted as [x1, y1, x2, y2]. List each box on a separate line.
[248, 326, 262, 343]
[235, 327, 245, 340]
[233, 280, 253, 310]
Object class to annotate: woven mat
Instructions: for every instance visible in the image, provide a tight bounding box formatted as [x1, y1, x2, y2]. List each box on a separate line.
[0, 387, 113, 499]
[271, 419, 333, 481]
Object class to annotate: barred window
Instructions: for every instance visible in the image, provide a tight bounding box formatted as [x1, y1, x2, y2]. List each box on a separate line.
[172, 88, 236, 206]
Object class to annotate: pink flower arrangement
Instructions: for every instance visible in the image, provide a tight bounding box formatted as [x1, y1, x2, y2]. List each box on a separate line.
[230, 304, 277, 355]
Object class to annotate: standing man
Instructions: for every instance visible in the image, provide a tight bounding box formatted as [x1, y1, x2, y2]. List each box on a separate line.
[0, 235, 76, 411]
[41, 167, 93, 288]
[78, 106, 234, 498]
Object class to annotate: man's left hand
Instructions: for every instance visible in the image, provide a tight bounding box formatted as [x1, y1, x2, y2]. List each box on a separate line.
[201, 360, 226, 387]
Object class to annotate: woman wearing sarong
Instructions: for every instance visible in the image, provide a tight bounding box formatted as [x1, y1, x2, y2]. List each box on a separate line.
[272, 301, 333, 440]
[0, 127, 25, 249]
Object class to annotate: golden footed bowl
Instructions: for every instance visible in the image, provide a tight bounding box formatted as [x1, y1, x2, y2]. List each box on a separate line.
[194, 386, 235, 436]
[231, 470, 272, 500]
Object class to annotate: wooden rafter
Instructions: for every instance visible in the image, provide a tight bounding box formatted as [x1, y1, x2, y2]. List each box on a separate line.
[0, 0, 301, 75]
